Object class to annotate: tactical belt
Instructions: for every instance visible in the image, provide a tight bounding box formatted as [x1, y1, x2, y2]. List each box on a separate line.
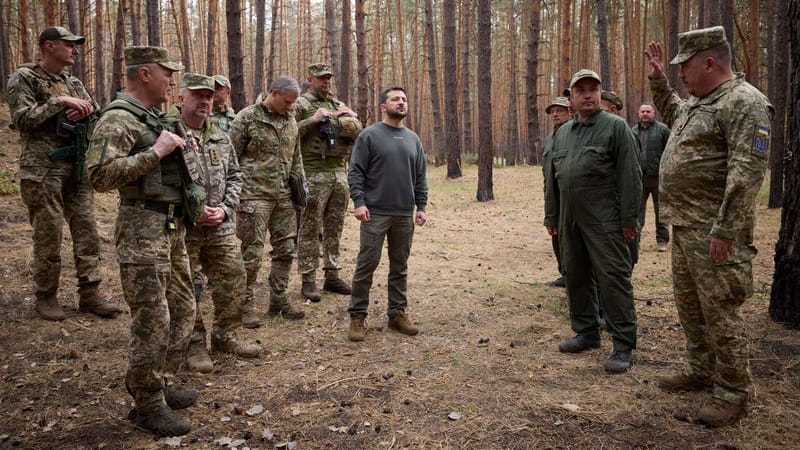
[120, 198, 184, 218]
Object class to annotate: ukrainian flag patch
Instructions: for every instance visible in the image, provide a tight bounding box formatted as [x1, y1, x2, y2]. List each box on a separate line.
[753, 124, 770, 155]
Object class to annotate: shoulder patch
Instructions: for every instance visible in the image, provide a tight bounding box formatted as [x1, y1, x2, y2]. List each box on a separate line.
[753, 124, 770, 155]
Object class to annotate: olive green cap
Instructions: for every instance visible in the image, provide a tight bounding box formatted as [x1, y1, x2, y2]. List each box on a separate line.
[570, 69, 602, 88]
[39, 26, 85, 46]
[124, 46, 183, 71]
[308, 63, 334, 77]
[601, 90, 624, 111]
[180, 73, 215, 91]
[212, 74, 231, 89]
[670, 26, 728, 65]
[545, 97, 571, 114]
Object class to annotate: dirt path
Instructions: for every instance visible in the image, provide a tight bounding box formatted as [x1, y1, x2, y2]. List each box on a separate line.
[1, 103, 798, 449]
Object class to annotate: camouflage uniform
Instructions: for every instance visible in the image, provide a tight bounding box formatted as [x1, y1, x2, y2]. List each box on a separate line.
[86, 81, 195, 414]
[7, 61, 103, 307]
[209, 75, 236, 133]
[295, 83, 362, 286]
[231, 101, 304, 312]
[652, 68, 772, 405]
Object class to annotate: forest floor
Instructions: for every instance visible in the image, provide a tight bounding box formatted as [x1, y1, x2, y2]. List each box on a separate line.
[1, 103, 799, 449]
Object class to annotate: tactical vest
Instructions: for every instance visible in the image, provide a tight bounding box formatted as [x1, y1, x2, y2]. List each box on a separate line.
[103, 99, 184, 203]
[297, 93, 352, 158]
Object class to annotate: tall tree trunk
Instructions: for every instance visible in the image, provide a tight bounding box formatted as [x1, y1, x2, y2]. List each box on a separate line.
[65, 0, 85, 82]
[526, 0, 540, 165]
[95, 0, 107, 106]
[460, 0, 473, 156]
[267, 0, 279, 87]
[558, 0, 572, 91]
[206, 0, 217, 74]
[424, 0, 445, 165]
[596, 0, 611, 88]
[147, 0, 160, 46]
[476, 0, 493, 201]
[0, 0, 10, 92]
[176, 0, 191, 72]
[131, 0, 142, 45]
[667, 0, 681, 94]
[355, 0, 368, 122]
[769, 0, 800, 328]
[325, 0, 339, 81]
[339, 0, 352, 104]
[506, 6, 520, 166]
[19, 0, 31, 62]
[745, 0, 759, 87]
[443, 0, 461, 178]
[110, 0, 126, 99]
[253, 0, 266, 98]
[768, 1, 788, 208]
[226, 0, 245, 111]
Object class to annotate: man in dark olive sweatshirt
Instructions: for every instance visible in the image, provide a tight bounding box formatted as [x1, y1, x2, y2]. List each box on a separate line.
[346, 87, 428, 342]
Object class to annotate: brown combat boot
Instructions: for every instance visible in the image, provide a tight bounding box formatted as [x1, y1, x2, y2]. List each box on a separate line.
[268, 302, 305, 319]
[164, 386, 198, 410]
[134, 405, 191, 437]
[657, 372, 713, 392]
[387, 312, 419, 336]
[35, 294, 65, 321]
[695, 399, 747, 427]
[301, 280, 321, 302]
[323, 278, 352, 295]
[241, 296, 263, 328]
[348, 317, 366, 342]
[185, 343, 213, 374]
[211, 336, 261, 358]
[79, 290, 123, 318]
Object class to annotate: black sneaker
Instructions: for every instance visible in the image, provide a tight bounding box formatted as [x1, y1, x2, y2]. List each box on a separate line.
[546, 276, 566, 288]
[604, 350, 632, 373]
[558, 335, 601, 353]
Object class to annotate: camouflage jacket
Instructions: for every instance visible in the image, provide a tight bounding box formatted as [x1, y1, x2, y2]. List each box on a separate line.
[209, 107, 236, 133]
[229, 102, 304, 201]
[650, 73, 773, 239]
[7, 62, 98, 180]
[181, 118, 243, 240]
[294, 92, 355, 171]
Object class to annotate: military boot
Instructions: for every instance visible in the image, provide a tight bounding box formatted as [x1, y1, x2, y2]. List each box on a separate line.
[695, 399, 747, 427]
[78, 289, 123, 318]
[185, 343, 213, 374]
[657, 372, 712, 392]
[164, 385, 198, 410]
[558, 335, 601, 353]
[348, 317, 366, 342]
[35, 294, 65, 321]
[301, 280, 321, 302]
[323, 278, 352, 295]
[241, 296, 262, 329]
[387, 312, 419, 336]
[211, 336, 261, 358]
[268, 302, 305, 319]
[134, 405, 191, 437]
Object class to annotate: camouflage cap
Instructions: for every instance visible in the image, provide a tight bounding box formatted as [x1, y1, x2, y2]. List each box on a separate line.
[338, 116, 363, 140]
[570, 69, 601, 88]
[308, 63, 334, 77]
[212, 74, 231, 89]
[670, 25, 728, 65]
[545, 97, 571, 114]
[124, 46, 183, 71]
[39, 26, 85, 46]
[601, 90, 624, 111]
[180, 73, 215, 91]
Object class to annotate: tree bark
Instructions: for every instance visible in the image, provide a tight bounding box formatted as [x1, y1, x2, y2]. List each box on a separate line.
[768, 1, 788, 208]
[95, 0, 107, 106]
[667, 0, 681, 94]
[205, 0, 217, 74]
[131, 0, 142, 45]
[110, 0, 126, 99]
[460, 0, 474, 156]
[147, 0, 160, 46]
[325, 0, 339, 81]
[177, 0, 192, 72]
[226, 0, 246, 111]
[769, 0, 800, 328]
[0, 0, 13, 92]
[424, 0, 445, 165]
[558, 0, 572, 92]
[19, 0, 31, 62]
[253, 0, 266, 98]
[355, 0, 368, 122]
[340, 0, 352, 104]
[526, 0, 540, 165]
[65, 0, 85, 82]
[596, 0, 611, 88]
[443, 0, 461, 178]
[267, 0, 279, 88]
[505, 6, 520, 166]
[476, 0, 493, 201]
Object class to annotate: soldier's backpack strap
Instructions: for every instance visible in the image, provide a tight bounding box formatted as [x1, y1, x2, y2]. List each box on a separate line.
[102, 99, 167, 136]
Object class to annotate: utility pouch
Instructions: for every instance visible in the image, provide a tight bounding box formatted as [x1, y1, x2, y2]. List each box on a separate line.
[288, 173, 308, 208]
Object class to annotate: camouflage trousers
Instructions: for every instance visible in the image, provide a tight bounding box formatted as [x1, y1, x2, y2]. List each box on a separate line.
[19, 172, 102, 299]
[298, 171, 348, 281]
[186, 233, 246, 345]
[236, 196, 297, 308]
[671, 226, 755, 405]
[115, 205, 195, 414]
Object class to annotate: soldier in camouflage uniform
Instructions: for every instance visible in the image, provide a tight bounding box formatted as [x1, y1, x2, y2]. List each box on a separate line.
[7, 27, 122, 321]
[295, 63, 363, 302]
[86, 46, 196, 437]
[232, 76, 306, 328]
[166, 74, 261, 374]
[646, 26, 773, 427]
[209, 75, 236, 133]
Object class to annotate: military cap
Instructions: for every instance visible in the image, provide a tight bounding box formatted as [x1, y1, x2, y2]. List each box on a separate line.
[39, 26, 85, 46]
[124, 46, 183, 71]
[308, 63, 334, 77]
[180, 73, 215, 91]
[338, 116, 363, 140]
[601, 90, 624, 111]
[570, 69, 602, 88]
[670, 25, 728, 65]
[545, 97, 571, 114]
[212, 74, 231, 89]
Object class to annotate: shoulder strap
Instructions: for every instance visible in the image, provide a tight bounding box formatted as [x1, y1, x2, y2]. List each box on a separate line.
[103, 99, 166, 133]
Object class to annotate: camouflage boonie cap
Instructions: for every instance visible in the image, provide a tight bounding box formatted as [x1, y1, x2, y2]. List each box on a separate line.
[212, 75, 231, 89]
[601, 90, 624, 111]
[570, 69, 602, 88]
[181, 73, 215, 91]
[124, 46, 183, 71]
[545, 97, 571, 114]
[308, 63, 334, 77]
[670, 26, 728, 65]
[338, 116, 363, 140]
[39, 26, 85, 46]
